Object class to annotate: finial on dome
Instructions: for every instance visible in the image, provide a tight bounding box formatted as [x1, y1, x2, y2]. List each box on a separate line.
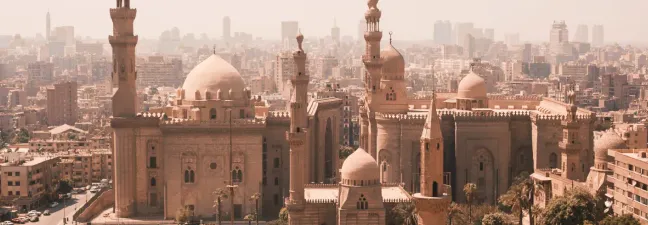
[213, 44, 216, 55]
[296, 30, 304, 51]
[389, 31, 393, 44]
[368, 0, 378, 8]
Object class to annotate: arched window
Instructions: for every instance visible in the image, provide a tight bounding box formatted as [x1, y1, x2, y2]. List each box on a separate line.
[549, 153, 558, 168]
[150, 177, 156, 187]
[190, 170, 195, 183]
[273, 158, 280, 168]
[184, 170, 190, 183]
[232, 167, 243, 183]
[382, 163, 387, 172]
[480, 162, 484, 171]
[274, 177, 279, 186]
[237, 169, 243, 182]
[432, 181, 439, 197]
[210, 108, 217, 120]
[357, 194, 368, 210]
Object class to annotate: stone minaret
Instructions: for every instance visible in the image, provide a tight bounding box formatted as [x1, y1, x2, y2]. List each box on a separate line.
[286, 32, 309, 225]
[413, 92, 451, 225]
[361, 0, 383, 157]
[109, 0, 139, 218]
[560, 87, 584, 181]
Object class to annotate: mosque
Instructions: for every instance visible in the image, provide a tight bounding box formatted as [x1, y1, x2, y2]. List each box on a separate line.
[105, 0, 598, 224]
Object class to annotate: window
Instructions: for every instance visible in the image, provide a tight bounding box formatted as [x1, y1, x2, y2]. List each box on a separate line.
[356, 194, 368, 210]
[15, 181, 20, 186]
[210, 163, 217, 170]
[8, 191, 12, 196]
[480, 162, 484, 171]
[16, 191, 20, 196]
[15, 172, 19, 176]
[425, 143, 429, 152]
[273, 158, 280, 168]
[150, 177, 156, 187]
[274, 177, 279, 186]
[210, 108, 217, 120]
[437, 143, 440, 150]
[7, 172, 12, 176]
[232, 167, 243, 183]
[149, 157, 157, 168]
[7, 181, 12, 186]
[184, 169, 195, 183]
[273, 194, 279, 206]
[239, 109, 245, 118]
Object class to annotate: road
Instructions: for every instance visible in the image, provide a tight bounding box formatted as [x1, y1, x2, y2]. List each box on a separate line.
[22, 192, 96, 225]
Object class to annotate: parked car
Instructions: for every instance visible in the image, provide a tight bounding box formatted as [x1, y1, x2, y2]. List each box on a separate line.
[18, 218, 28, 223]
[10, 218, 22, 224]
[89, 188, 98, 193]
[26, 212, 37, 218]
[43, 210, 50, 216]
[50, 202, 59, 208]
[28, 210, 41, 216]
[28, 216, 37, 222]
[3, 221, 13, 225]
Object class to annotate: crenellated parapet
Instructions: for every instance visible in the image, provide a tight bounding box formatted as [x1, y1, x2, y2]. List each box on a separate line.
[375, 112, 426, 124]
[160, 118, 266, 127]
[453, 110, 530, 122]
[488, 95, 543, 101]
[531, 113, 594, 125]
[305, 183, 339, 188]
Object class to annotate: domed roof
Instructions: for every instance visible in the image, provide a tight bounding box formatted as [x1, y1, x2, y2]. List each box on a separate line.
[181, 54, 245, 100]
[340, 148, 380, 181]
[457, 70, 487, 99]
[381, 44, 405, 77]
[594, 130, 626, 160]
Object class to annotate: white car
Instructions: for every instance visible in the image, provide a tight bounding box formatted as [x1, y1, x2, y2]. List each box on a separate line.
[50, 202, 59, 208]
[28, 210, 41, 216]
[3, 221, 14, 225]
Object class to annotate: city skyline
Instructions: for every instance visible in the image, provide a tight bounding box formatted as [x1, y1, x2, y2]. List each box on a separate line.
[1, 0, 647, 44]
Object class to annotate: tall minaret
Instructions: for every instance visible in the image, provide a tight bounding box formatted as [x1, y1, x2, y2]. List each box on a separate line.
[361, 0, 383, 157]
[286, 32, 309, 225]
[560, 86, 584, 181]
[110, 0, 138, 118]
[412, 91, 451, 225]
[109, 0, 139, 218]
[45, 11, 51, 41]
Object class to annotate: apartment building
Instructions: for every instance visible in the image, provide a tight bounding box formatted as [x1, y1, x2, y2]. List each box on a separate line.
[0, 157, 61, 212]
[58, 149, 112, 187]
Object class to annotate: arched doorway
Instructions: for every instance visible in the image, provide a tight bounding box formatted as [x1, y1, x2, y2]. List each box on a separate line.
[471, 148, 495, 204]
[432, 181, 439, 197]
[324, 118, 334, 182]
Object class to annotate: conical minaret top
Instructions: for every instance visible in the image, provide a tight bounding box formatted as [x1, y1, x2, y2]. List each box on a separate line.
[421, 92, 442, 140]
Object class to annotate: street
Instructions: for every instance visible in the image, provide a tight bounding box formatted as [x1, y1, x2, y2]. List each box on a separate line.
[23, 192, 96, 225]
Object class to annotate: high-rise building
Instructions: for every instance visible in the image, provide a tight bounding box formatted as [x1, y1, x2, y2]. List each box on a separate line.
[316, 55, 339, 79]
[484, 28, 495, 41]
[223, 16, 231, 41]
[281, 21, 299, 48]
[573, 24, 589, 43]
[550, 21, 569, 54]
[592, 25, 604, 47]
[433, 20, 452, 45]
[357, 20, 365, 42]
[505, 33, 520, 46]
[46, 11, 51, 41]
[454, 22, 474, 45]
[46, 81, 78, 126]
[27, 61, 54, 89]
[463, 34, 475, 58]
[331, 19, 340, 43]
[53, 26, 75, 45]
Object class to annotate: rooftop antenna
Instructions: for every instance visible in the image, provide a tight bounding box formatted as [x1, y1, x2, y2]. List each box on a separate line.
[389, 31, 393, 44]
[213, 44, 216, 54]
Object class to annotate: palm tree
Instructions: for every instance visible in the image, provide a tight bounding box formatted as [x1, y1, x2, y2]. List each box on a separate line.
[499, 182, 524, 225]
[213, 188, 229, 225]
[463, 183, 477, 222]
[250, 192, 261, 225]
[447, 202, 465, 225]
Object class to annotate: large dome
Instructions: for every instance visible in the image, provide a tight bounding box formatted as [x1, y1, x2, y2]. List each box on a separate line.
[340, 148, 380, 181]
[594, 130, 626, 160]
[381, 44, 405, 78]
[181, 55, 245, 100]
[457, 71, 487, 99]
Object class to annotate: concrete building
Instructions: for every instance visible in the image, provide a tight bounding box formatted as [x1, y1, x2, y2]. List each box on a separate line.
[59, 149, 112, 187]
[331, 19, 340, 43]
[316, 55, 339, 79]
[550, 21, 570, 55]
[592, 25, 604, 47]
[607, 148, 648, 223]
[0, 157, 61, 212]
[8, 90, 28, 108]
[281, 21, 299, 49]
[27, 61, 54, 90]
[136, 56, 183, 88]
[574, 24, 589, 43]
[434, 20, 452, 45]
[47, 81, 78, 126]
[223, 16, 231, 41]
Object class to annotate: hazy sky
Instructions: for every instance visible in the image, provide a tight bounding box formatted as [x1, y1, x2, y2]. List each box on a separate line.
[2, 0, 647, 43]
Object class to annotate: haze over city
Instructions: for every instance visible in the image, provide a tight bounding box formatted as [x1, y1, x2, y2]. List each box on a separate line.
[2, 0, 648, 44]
[4, 0, 648, 224]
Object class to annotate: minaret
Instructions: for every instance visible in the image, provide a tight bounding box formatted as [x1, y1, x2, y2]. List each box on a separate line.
[109, 0, 139, 218]
[560, 85, 584, 181]
[361, 0, 383, 157]
[46, 11, 51, 41]
[286, 32, 309, 225]
[110, 0, 138, 118]
[412, 91, 451, 225]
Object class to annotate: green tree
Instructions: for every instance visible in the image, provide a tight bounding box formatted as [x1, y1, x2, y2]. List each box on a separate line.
[539, 188, 596, 225]
[0, 130, 10, 149]
[339, 146, 354, 159]
[148, 87, 159, 96]
[58, 179, 74, 194]
[250, 192, 261, 225]
[213, 188, 229, 225]
[447, 202, 465, 225]
[463, 183, 477, 222]
[599, 214, 641, 225]
[482, 212, 507, 225]
[14, 128, 29, 143]
[499, 172, 543, 225]
[387, 202, 418, 225]
[279, 207, 289, 223]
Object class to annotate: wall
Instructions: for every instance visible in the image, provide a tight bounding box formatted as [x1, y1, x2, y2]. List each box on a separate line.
[74, 189, 114, 223]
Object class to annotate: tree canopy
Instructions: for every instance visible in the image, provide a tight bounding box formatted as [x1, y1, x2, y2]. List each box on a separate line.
[539, 188, 597, 225]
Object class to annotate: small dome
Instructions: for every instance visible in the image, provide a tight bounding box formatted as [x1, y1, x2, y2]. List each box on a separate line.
[181, 55, 245, 101]
[381, 44, 405, 78]
[594, 130, 626, 160]
[340, 148, 380, 181]
[457, 71, 487, 99]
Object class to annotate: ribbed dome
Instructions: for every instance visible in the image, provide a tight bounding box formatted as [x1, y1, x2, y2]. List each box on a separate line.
[340, 148, 380, 181]
[457, 71, 487, 99]
[181, 55, 245, 100]
[381, 44, 405, 78]
[594, 130, 626, 160]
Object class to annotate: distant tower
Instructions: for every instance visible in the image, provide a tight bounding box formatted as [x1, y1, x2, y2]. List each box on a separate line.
[286, 32, 309, 225]
[560, 86, 584, 181]
[361, 0, 383, 157]
[592, 25, 604, 47]
[46, 11, 51, 41]
[223, 16, 231, 41]
[412, 92, 451, 225]
[109, 0, 139, 218]
[331, 18, 340, 43]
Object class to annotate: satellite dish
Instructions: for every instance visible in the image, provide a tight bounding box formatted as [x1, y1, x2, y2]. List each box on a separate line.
[632, 180, 638, 186]
[605, 200, 612, 208]
[604, 208, 610, 213]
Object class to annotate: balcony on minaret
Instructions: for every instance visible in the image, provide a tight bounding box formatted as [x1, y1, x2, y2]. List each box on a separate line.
[109, 35, 138, 45]
[110, 8, 137, 19]
[286, 130, 307, 147]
